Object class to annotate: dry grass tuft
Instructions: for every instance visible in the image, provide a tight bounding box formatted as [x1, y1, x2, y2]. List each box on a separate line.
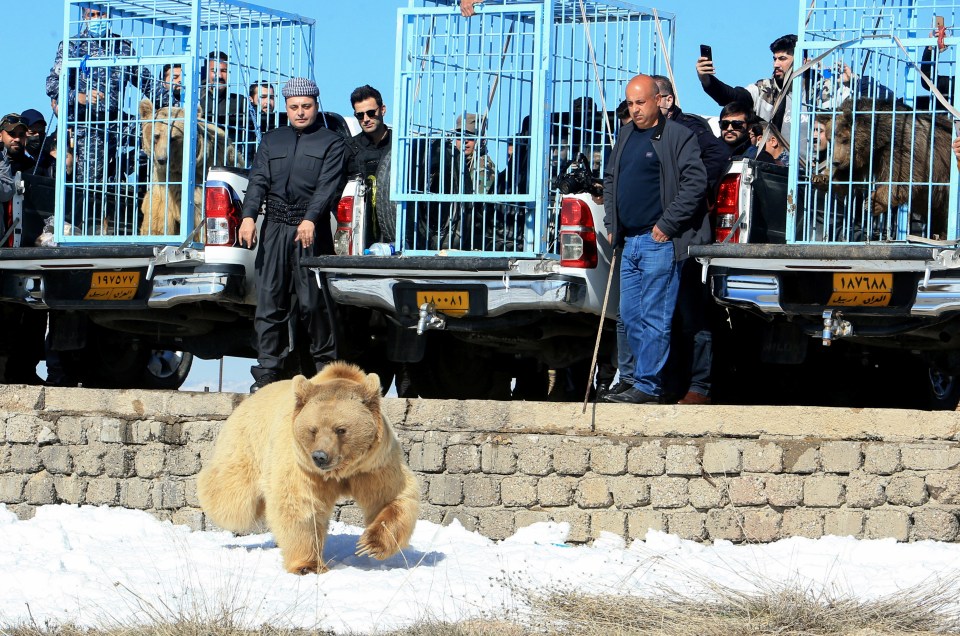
[4, 576, 960, 636]
[526, 575, 960, 636]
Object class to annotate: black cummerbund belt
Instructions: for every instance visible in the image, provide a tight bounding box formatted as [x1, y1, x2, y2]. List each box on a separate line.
[265, 199, 308, 225]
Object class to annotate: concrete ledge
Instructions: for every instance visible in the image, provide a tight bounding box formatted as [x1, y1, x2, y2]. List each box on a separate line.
[2, 387, 959, 544]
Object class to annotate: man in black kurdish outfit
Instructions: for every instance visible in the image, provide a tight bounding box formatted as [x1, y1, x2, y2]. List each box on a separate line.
[238, 77, 347, 393]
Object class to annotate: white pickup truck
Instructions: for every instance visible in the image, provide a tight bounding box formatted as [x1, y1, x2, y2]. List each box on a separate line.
[691, 157, 960, 410]
[303, 158, 617, 400]
[0, 113, 358, 389]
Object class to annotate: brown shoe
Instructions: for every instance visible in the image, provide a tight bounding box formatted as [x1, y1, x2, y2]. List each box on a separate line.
[677, 391, 711, 405]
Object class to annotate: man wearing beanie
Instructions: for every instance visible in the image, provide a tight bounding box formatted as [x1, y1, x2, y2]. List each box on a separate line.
[238, 77, 346, 393]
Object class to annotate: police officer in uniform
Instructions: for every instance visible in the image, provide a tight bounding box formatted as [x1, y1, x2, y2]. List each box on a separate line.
[239, 77, 346, 393]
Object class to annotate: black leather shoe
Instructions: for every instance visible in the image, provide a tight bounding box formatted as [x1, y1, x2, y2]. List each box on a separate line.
[608, 380, 634, 396]
[603, 386, 659, 404]
[597, 380, 631, 401]
[250, 373, 280, 394]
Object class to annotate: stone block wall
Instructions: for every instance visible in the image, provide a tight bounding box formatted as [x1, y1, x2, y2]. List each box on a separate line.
[2, 384, 960, 543]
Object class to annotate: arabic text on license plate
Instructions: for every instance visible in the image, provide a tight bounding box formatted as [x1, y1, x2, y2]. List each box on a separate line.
[416, 290, 469, 316]
[828, 272, 892, 307]
[84, 271, 140, 301]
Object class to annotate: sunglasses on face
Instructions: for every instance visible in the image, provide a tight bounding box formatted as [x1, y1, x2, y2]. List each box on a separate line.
[354, 108, 380, 121]
[719, 119, 746, 131]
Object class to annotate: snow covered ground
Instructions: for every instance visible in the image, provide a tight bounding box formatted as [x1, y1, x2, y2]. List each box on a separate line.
[2, 504, 959, 633]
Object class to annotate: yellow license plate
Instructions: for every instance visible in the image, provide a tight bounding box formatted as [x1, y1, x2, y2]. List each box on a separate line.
[84, 271, 141, 301]
[416, 290, 469, 317]
[828, 273, 892, 307]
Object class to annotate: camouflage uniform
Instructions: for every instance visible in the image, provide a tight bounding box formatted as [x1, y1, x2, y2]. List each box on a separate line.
[45, 28, 155, 189]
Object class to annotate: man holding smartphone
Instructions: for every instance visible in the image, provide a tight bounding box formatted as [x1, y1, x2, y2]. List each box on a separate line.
[695, 35, 799, 143]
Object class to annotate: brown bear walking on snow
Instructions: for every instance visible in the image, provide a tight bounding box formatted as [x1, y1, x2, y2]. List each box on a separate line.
[196, 362, 420, 575]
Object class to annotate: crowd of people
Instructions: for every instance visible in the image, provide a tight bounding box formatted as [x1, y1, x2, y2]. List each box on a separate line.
[5, 0, 956, 400]
[593, 33, 806, 405]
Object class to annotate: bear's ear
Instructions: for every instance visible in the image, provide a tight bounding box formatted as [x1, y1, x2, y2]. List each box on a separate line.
[292, 375, 316, 410]
[139, 99, 154, 121]
[362, 372, 382, 400]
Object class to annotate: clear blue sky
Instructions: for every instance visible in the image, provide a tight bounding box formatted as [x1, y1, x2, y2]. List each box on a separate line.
[1, 0, 800, 125]
[7, 0, 798, 391]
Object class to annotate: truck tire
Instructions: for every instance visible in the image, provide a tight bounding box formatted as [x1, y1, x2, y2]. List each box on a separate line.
[374, 149, 396, 243]
[60, 325, 192, 390]
[922, 366, 960, 411]
[141, 350, 194, 390]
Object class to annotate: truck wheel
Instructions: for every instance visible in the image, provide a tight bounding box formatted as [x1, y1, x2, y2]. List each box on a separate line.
[141, 350, 194, 390]
[923, 366, 960, 411]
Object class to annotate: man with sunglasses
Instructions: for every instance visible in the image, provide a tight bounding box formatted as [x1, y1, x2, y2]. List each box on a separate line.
[238, 78, 346, 394]
[0, 114, 33, 177]
[345, 85, 391, 181]
[718, 102, 757, 158]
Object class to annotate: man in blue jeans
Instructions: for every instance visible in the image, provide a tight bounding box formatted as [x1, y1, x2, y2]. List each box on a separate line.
[602, 74, 709, 404]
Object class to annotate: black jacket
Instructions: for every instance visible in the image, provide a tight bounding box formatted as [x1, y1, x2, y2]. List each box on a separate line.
[241, 122, 347, 225]
[667, 106, 730, 192]
[345, 128, 391, 179]
[603, 117, 709, 261]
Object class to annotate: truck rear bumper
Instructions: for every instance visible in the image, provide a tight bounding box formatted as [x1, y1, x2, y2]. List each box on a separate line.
[0, 266, 246, 309]
[148, 269, 246, 308]
[325, 274, 587, 318]
[707, 269, 960, 318]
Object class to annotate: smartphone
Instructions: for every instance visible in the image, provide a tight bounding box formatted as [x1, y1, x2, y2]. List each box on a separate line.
[700, 44, 712, 61]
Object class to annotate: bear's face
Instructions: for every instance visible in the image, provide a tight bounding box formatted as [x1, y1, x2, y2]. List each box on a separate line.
[830, 112, 854, 174]
[291, 369, 383, 478]
[139, 99, 186, 179]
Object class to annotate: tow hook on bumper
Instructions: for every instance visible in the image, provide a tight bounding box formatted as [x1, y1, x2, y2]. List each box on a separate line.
[820, 309, 852, 346]
[416, 302, 446, 335]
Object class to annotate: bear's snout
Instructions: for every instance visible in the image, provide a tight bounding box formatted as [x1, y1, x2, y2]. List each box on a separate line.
[312, 450, 331, 469]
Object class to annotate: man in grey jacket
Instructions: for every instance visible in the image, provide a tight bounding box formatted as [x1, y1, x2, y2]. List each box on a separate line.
[602, 74, 709, 404]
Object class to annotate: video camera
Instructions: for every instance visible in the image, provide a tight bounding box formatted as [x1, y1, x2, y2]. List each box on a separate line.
[551, 152, 603, 197]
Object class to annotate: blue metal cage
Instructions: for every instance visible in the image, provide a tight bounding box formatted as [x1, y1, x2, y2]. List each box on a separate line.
[391, 0, 675, 256]
[789, 0, 960, 245]
[51, 0, 315, 245]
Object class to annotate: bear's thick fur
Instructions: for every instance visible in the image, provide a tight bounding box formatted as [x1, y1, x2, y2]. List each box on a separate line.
[826, 98, 953, 238]
[138, 99, 238, 236]
[196, 362, 420, 575]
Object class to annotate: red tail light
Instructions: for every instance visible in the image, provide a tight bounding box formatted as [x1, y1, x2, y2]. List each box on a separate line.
[334, 196, 355, 255]
[559, 197, 598, 268]
[204, 185, 240, 246]
[714, 173, 741, 243]
[336, 196, 354, 224]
